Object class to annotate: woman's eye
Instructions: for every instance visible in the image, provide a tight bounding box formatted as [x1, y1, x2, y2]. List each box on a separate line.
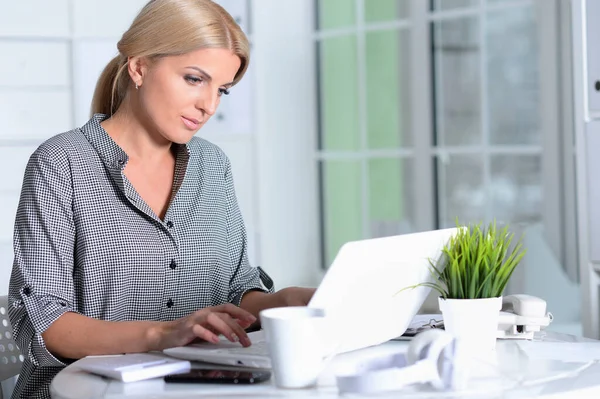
[218, 88, 230, 96]
[185, 75, 203, 85]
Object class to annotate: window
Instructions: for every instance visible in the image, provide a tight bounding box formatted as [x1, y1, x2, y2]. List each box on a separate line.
[316, 0, 414, 267]
[315, 0, 579, 332]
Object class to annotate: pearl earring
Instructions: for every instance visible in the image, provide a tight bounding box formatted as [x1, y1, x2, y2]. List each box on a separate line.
[135, 83, 139, 90]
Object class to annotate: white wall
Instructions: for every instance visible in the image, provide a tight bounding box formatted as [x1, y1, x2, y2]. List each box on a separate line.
[252, 0, 321, 289]
[0, 0, 309, 294]
[0, 0, 76, 294]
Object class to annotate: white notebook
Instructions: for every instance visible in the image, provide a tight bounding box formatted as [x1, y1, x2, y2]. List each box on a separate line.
[76, 353, 191, 382]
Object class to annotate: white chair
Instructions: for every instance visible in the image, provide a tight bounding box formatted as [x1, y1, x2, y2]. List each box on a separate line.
[0, 295, 23, 399]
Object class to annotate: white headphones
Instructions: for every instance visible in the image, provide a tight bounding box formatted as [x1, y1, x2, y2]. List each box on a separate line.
[336, 329, 468, 394]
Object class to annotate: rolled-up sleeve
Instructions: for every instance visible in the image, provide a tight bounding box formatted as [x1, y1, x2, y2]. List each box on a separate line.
[8, 146, 76, 367]
[221, 155, 275, 306]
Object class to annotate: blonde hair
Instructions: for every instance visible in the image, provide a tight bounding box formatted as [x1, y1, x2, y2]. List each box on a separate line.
[91, 0, 250, 116]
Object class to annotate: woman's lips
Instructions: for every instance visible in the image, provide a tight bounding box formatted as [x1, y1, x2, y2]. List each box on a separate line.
[182, 116, 200, 130]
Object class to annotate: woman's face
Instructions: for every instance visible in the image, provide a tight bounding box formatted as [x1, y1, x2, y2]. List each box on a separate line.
[133, 48, 241, 144]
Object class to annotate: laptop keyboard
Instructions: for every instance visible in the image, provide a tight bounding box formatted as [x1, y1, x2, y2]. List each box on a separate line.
[215, 341, 269, 356]
[185, 331, 270, 358]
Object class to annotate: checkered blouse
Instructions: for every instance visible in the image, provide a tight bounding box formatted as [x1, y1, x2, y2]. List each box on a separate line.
[8, 114, 274, 398]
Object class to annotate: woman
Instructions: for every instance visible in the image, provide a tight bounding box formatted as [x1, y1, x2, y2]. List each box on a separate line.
[8, 0, 314, 397]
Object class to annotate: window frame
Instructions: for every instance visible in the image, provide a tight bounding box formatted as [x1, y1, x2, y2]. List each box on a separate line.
[313, 0, 574, 282]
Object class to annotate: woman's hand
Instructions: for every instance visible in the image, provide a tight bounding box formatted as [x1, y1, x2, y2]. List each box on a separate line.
[239, 287, 317, 323]
[150, 304, 257, 350]
[274, 287, 317, 307]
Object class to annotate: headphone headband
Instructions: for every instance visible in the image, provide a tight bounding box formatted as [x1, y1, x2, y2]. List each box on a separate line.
[336, 329, 462, 395]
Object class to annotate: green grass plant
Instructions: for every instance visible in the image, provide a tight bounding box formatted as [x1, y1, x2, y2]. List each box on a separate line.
[401, 220, 527, 299]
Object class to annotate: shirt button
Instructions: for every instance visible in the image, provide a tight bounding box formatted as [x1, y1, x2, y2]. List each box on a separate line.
[166, 298, 174, 308]
[169, 260, 177, 270]
[166, 221, 174, 229]
[22, 286, 31, 296]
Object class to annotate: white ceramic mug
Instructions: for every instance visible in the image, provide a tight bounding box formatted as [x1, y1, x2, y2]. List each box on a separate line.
[259, 306, 326, 388]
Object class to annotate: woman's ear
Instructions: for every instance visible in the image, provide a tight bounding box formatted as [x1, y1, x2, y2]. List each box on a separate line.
[127, 56, 147, 88]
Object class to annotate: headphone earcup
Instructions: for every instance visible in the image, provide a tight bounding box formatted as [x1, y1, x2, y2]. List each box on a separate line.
[406, 329, 448, 365]
[407, 329, 457, 390]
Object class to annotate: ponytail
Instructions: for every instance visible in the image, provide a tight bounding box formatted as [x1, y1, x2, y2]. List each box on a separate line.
[90, 55, 129, 117]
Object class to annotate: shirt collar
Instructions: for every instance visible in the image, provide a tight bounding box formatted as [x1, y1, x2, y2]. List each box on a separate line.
[81, 113, 191, 170]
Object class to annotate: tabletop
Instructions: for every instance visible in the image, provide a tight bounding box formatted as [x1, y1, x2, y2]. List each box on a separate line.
[50, 331, 600, 399]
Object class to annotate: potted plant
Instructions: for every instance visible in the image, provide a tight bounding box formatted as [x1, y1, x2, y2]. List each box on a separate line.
[407, 220, 527, 354]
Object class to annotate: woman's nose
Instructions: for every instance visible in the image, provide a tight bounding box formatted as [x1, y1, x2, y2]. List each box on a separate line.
[196, 91, 219, 116]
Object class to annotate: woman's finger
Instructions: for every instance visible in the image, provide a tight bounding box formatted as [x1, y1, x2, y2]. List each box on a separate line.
[191, 323, 220, 344]
[206, 312, 252, 347]
[189, 323, 222, 344]
[212, 303, 256, 323]
[216, 312, 254, 347]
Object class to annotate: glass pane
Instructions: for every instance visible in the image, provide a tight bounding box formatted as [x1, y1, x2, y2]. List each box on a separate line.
[369, 158, 415, 237]
[364, 0, 409, 23]
[321, 160, 363, 267]
[487, 7, 540, 145]
[433, 17, 481, 146]
[438, 154, 485, 226]
[432, 0, 479, 11]
[319, 35, 360, 151]
[490, 155, 542, 223]
[317, 0, 356, 30]
[366, 29, 412, 149]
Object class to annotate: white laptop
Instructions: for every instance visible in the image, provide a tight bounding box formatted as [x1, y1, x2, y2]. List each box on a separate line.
[163, 228, 458, 368]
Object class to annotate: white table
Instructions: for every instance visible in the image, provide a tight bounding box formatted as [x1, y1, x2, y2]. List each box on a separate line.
[50, 331, 600, 399]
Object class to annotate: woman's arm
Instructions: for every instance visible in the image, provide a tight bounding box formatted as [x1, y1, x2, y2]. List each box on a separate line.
[221, 154, 275, 306]
[218, 151, 317, 317]
[44, 303, 258, 360]
[240, 287, 317, 319]
[42, 312, 159, 359]
[9, 145, 79, 367]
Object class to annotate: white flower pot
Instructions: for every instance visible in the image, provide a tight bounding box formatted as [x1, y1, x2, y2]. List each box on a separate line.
[438, 296, 502, 354]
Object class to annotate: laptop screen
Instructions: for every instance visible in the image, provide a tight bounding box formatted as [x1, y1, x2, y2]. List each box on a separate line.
[308, 228, 458, 354]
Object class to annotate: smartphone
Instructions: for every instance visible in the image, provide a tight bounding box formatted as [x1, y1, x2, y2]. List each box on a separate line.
[164, 369, 271, 384]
